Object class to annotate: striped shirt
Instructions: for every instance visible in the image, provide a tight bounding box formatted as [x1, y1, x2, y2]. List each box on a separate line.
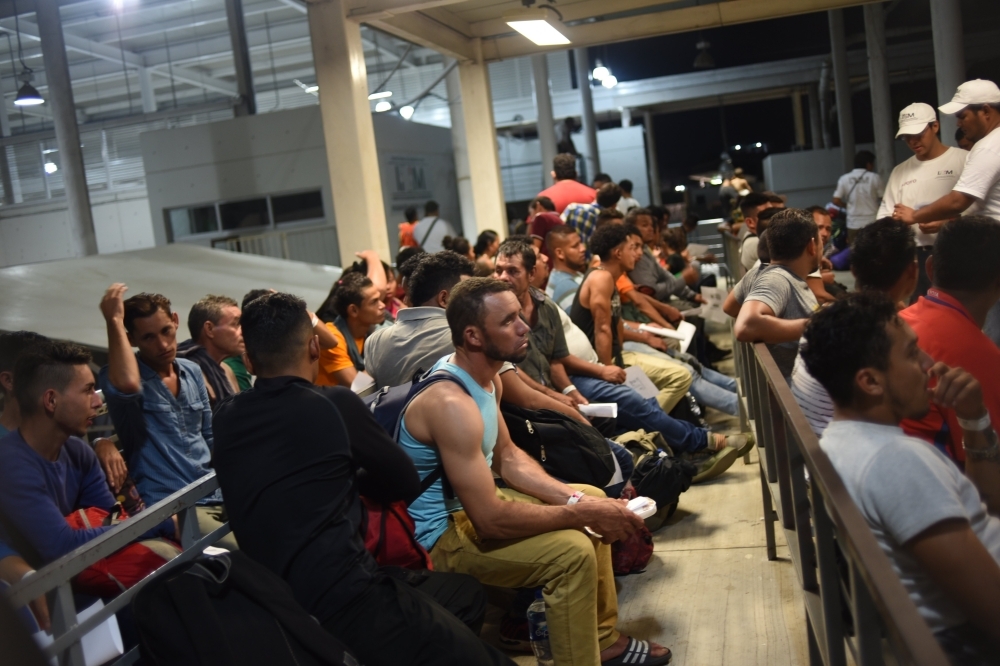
[790, 347, 834, 438]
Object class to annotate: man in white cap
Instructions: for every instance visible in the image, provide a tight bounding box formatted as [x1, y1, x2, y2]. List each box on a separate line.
[894, 79, 1000, 344]
[878, 103, 968, 301]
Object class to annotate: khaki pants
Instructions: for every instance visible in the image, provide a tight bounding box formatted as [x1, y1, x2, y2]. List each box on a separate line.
[196, 504, 239, 551]
[430, 484, 618, 666]
[621, 350, 693, 413]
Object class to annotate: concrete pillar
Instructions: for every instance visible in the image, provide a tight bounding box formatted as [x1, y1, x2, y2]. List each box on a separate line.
[36, 0, 97, 255]
[829, 9, 855, 173]
[0, 93, 13, 205]
[226, 0, 256, 116]
[792, 91, 806, 147]
[930, 0, 965, 146]
[643, 110, 662, 206]
[808, 82, 825, 149]
[864, 2, 895, 185]
[530, 54, 557, 191]
[444, 66, 475, 237]
[620, 107, 632, 128]
[573, 47, 599, 183]
[138, 68, 157, 113]
[306, 0, 389, 261]
[456, 39, 507, 239]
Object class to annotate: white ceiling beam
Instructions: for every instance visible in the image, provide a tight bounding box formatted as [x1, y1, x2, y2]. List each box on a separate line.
[367, 11, 474, 61]
[346, 0, 467, 20]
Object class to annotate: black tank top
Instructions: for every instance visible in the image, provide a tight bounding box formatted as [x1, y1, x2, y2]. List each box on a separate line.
[570, 267, 624, 367]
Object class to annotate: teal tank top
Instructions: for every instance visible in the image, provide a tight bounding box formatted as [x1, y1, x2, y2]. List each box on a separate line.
[399, 355, 498, 550]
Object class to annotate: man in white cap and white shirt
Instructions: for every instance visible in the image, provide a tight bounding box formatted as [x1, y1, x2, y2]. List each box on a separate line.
[894, 79, 1000, 344]
[878, 103, 968, 301]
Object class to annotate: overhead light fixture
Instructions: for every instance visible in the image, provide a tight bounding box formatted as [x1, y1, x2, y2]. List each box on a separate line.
[368, 91, 392, 100]
[710, 176, 723, 185]
[12, 0, 42, 106]
[375, 100, 392, 113]
[304, 85, 318, 94]
[592, 60, 609, 82]
[44, 162, 57, 174]
[399, 105, 415, 120]
[674, 185, 686, 192]
[601, 75, 618, 89]
[693, 39, 715, 69]
[734, 144, 741, 151]
[506, 9, 570, 46]
[755, 142, 762, 148]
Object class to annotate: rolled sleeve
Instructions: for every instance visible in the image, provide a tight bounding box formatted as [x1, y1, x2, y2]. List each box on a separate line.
[953, 148, 1000, 201]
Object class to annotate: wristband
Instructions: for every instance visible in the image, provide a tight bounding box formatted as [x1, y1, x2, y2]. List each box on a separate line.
[567, 491, 585, 505]
[957, 412, 991, 432]
[311, 315, 320, 328]
[561, 384, 578, 395]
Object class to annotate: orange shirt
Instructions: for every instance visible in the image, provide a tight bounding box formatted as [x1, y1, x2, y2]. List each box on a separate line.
[899, 290, 1000, 464]
[537, 180, 596, 214]
[316, 322, 366, 387]
[616, 273, 635, 300]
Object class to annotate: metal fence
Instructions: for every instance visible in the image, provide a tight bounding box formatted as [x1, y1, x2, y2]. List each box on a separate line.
[735, 340, 949, 666]
[5, 474, 228, 666]
[212, 225, 340, 266]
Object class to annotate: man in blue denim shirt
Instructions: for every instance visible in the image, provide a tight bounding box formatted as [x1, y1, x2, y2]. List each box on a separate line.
[95, 284, 236, 549]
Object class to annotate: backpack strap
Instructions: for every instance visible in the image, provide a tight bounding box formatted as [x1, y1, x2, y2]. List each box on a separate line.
[418, 216, 441, 248]
[401, 370, 470, 501]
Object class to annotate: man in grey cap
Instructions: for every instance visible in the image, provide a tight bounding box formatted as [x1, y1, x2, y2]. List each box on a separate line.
[878, 102, 969, 301]
[894, 79, 1000, 345]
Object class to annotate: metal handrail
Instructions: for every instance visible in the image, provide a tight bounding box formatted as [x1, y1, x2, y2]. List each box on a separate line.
[5, 473, 228, 666]
[742, 341, 949, 666]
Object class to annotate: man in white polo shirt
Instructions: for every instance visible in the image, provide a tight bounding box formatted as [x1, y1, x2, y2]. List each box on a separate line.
[894, 79, 1000, 344]
[833, 150, 883, 242]
[878, 103, 968, 302]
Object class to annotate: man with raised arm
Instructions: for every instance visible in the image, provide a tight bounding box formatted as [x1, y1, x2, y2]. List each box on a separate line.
[801, 292, 1000, 661]
[400, 277, 672, 666]
[96, 285, 235, 548]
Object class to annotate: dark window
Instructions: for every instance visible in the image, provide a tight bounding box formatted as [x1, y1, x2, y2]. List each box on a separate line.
[168, 205, 219, 239]
[220, 198, 270, 230]
[271, 190, 324, 224]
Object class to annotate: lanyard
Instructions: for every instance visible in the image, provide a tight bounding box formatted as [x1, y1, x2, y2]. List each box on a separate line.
[924, 289, 977, 326]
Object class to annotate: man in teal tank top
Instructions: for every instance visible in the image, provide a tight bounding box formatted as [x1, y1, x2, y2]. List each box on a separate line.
[400, 278, 672, 666]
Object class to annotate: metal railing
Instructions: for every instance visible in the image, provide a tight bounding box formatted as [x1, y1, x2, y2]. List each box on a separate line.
[736, 340, 948, 666]
[212, 225, 340, 266]
[5, 474, 229, 666]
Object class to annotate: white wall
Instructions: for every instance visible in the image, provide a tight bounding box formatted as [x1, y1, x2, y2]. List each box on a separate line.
[497, 125, 651, 206]
[140, 107, 460, 264]
[0, 189, 154, 268]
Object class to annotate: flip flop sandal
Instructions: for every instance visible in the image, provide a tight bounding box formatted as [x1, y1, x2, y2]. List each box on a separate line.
[602, 637, 672, 665]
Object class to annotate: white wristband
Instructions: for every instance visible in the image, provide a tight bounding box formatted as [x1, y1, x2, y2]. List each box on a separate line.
[561, 384, 578, 395]
[957, 412, 992, 432]
[567, 491, 584, 505]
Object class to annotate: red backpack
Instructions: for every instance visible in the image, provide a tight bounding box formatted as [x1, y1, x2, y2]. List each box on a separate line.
[66, 506, 182, 597]
[359, 498, 433, 570]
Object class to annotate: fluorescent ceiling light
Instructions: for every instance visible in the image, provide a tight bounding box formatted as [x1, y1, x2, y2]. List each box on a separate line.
[368, 91, 392, 100]
[399, 105, 415, 120]
[506, 11, 570, 46]
[375, 100, 392, 112]
[304, 85, 319, 94]
[601, 75, 618, 89]
[44, 162, 57, 174]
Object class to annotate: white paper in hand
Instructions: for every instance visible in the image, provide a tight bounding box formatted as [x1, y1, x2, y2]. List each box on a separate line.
[638, 320, 697, 353]
[578, 403, 617, 418]
[687, 243, 710, 258]
[699, 286, 728, 324]
[624, 365, 660, 400]
[350, 371, 376, 394]
[34, 599, 123, 666]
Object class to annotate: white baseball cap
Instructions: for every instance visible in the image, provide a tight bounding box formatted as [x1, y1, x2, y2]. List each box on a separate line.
[939, 79, 1000, 115]
[896, 103, 937, 137]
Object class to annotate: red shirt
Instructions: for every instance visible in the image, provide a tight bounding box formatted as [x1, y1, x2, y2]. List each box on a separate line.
[899, 290, 1000, 464]
[537, 179, 596, 214]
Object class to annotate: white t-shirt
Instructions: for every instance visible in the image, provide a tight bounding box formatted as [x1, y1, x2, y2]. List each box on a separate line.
[617, 196, 640, 215]
[877, 147, 969, 245]
[739, 235, 759, 272]
[820, 420, 1000, 633]
[557, 307, 600, 364]
[953, 126, 1000, 221]
[833, 169, 884, 229]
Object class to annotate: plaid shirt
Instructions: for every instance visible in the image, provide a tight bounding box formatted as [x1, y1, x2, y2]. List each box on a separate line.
[561, 202, 601, 246]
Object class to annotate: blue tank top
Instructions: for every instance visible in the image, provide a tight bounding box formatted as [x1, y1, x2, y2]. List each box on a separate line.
[399, 355, 498, 549]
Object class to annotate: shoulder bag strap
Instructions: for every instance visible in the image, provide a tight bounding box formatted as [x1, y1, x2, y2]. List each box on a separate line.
[418, 217, 441, 248]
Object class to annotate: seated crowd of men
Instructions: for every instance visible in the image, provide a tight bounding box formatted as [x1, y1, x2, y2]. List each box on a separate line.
[2, 79, 1000, 664]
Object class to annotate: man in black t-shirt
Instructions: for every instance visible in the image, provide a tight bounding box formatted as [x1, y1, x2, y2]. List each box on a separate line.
[213, 292, 513, 666]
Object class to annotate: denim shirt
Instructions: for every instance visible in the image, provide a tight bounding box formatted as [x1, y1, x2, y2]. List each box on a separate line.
[98, 355, 220, 506]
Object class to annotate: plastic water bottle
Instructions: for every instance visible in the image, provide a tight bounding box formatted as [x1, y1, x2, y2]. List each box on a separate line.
[527, 589, 555, 666]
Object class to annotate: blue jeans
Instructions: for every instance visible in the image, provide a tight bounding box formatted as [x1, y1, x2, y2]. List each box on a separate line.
[571, 375, 709, 453]
[623, 342, 739, 416]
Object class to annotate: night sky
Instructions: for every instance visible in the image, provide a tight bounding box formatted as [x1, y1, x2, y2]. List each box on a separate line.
[579, 0, 1000, 207]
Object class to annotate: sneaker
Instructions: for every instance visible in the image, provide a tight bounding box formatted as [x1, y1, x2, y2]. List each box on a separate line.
[686, 446, 740, 483]
[725, 433, 755, 457]
[497, 610, 533, 652]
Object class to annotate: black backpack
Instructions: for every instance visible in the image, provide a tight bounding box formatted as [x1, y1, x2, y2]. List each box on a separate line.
[500, 403, 617, 488]
[133, 552, 360, 666]
[615, 430, 696, 530]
